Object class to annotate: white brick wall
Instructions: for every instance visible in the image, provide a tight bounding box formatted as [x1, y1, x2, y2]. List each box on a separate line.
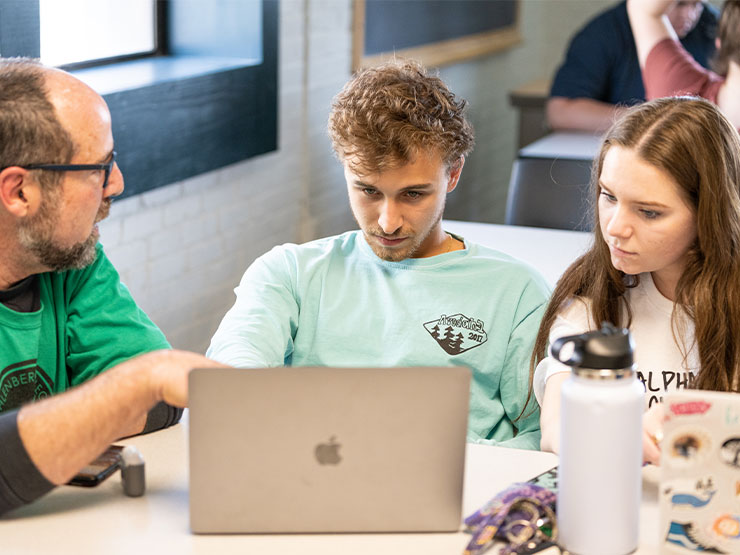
[97, 0, 611, 353]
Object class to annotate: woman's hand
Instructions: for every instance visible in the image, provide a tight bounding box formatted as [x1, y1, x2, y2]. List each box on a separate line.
[642, 402, 666, 465]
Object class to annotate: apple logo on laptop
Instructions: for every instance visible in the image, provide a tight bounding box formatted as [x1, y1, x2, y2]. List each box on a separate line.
[315, 436, 341, 465]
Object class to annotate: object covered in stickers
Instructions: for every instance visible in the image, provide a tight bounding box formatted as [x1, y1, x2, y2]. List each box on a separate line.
[659, 390, 740, 554]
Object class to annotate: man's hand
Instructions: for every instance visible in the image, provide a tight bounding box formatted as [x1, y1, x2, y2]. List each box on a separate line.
[145, 349, 228, 407]
[18, 349, 228, 486]
[546, 97, 629, 133]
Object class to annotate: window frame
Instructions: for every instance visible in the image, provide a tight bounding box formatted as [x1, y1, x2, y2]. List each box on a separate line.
[0, 0, 278, 200]
[46, 1, 167, 71]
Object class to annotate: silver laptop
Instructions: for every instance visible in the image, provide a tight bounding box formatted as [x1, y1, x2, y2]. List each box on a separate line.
[188, 366, 471, 534]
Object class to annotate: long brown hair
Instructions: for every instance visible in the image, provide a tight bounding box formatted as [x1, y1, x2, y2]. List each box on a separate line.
[528, 97, 740, 406]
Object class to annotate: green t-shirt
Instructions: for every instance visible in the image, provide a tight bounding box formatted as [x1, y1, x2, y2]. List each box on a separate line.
[0, 244, 169, 412]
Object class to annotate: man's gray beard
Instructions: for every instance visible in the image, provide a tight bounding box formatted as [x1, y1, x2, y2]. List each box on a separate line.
[17, 195, 105, 271]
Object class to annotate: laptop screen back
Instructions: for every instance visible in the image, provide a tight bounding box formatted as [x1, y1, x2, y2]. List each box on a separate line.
[189, 366, 471, 533]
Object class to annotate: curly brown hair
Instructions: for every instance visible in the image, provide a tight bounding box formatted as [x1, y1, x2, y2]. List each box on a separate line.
[328, 59, 474, 175]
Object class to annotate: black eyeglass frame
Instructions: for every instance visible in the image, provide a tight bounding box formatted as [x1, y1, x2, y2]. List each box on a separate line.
[20, 151, 117, 189]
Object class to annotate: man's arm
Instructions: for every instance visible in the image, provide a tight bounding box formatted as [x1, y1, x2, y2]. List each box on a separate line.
[207, 246, 299, 368]
[496, 302, 547, 451]
[17, 349, 215, 486]
[481, 271, 551, 451]
[627, 0, 678, 68]
[546, 97, 629, 133]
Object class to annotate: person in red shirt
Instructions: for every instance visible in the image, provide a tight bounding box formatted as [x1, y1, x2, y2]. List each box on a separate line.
[547, 1, 717, 133]
[627, 0, 740, 129]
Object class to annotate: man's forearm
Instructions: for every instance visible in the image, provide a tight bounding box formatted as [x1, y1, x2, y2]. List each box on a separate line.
[546, 97, 628, 133]
[627, 0, 677, 67]
[17, 355, 158, 485]
[640, 0, 676, 18]
[16, 349, 210, 486]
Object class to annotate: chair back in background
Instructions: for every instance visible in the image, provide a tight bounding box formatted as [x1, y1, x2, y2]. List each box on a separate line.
[504, 157, 593, 232]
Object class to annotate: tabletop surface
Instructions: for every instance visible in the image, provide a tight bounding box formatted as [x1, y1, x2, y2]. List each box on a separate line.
[518, 131, 603, 161]
[3, 412, 662, 555]
[443, 220, 592, 286]
[1, 223, 663, 555]
[2, 413, 559, 555]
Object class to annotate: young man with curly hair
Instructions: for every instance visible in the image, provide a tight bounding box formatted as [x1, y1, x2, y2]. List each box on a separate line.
[208, 60, 549, 450]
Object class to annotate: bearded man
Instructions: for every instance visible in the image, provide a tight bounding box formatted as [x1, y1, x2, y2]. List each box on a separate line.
[0, 58, 218, 515]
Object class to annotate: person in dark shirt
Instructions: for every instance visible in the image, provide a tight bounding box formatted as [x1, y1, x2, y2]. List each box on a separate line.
[547, 1, 718, 132]
[0, 58, 220, 515]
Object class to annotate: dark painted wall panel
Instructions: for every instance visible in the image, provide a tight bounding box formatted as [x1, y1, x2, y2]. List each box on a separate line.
[104, 0, 278, 199]
[364, 0, 516, 55]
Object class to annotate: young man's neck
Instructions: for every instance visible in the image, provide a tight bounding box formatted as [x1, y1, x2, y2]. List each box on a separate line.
[417, 228, 464, 258]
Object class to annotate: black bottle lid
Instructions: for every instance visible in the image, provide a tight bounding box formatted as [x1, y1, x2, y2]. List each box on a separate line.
[551, 322, 635, 371]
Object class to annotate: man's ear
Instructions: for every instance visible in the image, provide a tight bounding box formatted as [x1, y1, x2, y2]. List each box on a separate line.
[0, 167, 41, 218]
[446, 156, 465, 194]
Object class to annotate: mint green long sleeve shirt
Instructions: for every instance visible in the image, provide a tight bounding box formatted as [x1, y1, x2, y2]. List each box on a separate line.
[208, 231, 549, 450]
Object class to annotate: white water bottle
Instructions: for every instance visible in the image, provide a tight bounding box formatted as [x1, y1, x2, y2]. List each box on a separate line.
[553, 323, 644, 555]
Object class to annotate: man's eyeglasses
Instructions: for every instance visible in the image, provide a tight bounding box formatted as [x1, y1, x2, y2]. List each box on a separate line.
[20, 151, 117, 189]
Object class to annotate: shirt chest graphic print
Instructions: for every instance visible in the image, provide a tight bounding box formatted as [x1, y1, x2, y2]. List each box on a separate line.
[424, 313, 488, 355]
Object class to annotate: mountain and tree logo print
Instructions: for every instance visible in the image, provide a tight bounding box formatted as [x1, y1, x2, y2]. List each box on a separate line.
[423, 313, 488, 355]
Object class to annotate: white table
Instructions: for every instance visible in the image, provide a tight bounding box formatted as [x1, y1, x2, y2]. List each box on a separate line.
[518, 131, 603, 161]
[2, 413, 662, 555]
[2, 224, 663, 554]
[443, 220, 592, 286]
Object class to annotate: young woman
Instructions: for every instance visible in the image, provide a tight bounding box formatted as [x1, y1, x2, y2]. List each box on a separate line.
[628, 0, 740, 129]
[531, 96, 740, 464]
